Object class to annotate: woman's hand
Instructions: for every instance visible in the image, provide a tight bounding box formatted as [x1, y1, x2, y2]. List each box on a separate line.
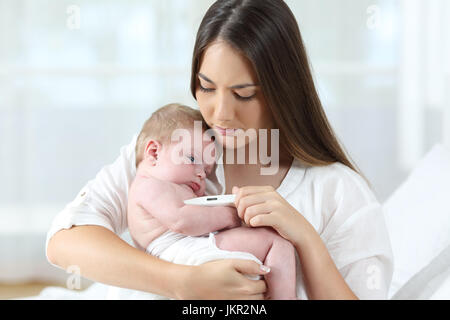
[232, 186, 359, 300]
[232, 186, 315, 247]
[175, 259, 269, 300]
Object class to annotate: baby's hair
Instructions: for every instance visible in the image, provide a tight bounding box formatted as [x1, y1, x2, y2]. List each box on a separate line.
[135, 103, 208, 167]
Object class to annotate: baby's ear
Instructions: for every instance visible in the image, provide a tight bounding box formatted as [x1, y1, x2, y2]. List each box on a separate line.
[144, 139, 162, 164]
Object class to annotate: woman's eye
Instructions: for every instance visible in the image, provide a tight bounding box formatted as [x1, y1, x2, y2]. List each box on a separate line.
[198, 80, 255, 102]
[234, 92, 256, 102]
[198, 83, 215, 93]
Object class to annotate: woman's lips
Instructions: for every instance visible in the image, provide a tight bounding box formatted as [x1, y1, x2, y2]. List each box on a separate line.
[214, 126, 238, 136]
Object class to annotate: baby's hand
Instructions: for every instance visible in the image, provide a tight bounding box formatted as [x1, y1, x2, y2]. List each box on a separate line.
[225, 206, 242, 229]
[240, 220, 249, 227]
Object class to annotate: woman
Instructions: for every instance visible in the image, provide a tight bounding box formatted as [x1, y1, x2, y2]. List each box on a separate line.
[46, 0, 393, 300]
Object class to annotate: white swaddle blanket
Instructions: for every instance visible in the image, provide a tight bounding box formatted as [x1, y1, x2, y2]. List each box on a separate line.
[148, 231, 262, 267]
[106, 231, 263, 300]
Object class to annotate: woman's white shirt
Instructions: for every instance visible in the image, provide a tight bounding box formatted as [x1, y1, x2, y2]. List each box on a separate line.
[46, 134, 393, 300]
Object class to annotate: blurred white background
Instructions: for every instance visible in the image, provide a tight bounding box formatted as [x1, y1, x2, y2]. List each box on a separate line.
[0, 0, 449, 291]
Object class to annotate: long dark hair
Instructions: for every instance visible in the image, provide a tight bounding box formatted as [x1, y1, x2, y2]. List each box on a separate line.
[190, 0, 363, 178]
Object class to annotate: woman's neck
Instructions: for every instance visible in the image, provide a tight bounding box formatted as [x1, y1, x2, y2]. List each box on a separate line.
[221, 145, 293, 193]
[221, 139, 293, 178]
[221, 137, 292, 167]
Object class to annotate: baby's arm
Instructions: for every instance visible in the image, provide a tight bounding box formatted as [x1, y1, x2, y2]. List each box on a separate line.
[134, 177, 240, 236]
[174, 204, 241, 236]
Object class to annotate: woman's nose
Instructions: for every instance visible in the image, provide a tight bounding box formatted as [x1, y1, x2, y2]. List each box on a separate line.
[214, 91, 234, 122]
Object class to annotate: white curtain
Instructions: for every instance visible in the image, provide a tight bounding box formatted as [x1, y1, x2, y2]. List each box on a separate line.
[0, 0, 448, 283]
[397, 0, 450, 168]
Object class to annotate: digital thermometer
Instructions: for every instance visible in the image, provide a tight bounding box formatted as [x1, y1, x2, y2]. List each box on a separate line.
[183, 194, 236, 207]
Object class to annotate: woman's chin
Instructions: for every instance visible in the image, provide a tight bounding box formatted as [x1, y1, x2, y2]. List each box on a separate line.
[216, 136, 257, 156]
[215, 135, 247, 150]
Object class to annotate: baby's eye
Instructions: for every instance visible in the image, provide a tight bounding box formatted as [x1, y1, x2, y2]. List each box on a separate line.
[187, 156, 195, 163]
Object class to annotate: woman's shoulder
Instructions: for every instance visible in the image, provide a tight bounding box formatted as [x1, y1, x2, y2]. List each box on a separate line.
[282, 160, 383, 242]
[301, 161, 378, 205]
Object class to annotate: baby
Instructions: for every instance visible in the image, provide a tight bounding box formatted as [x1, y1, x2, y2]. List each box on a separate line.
[127, 103, 297, 300]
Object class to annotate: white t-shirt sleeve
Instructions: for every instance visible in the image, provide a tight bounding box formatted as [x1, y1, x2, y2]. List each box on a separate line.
[310, 163, 394, 299]
[339, 256, 391, 300]
[45, 135, 138, 265]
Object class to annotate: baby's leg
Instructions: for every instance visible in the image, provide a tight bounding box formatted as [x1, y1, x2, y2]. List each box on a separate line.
[214, 226, 297, 300]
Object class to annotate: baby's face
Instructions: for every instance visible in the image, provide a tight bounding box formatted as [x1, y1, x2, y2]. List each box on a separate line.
[151, 129, 215, 197]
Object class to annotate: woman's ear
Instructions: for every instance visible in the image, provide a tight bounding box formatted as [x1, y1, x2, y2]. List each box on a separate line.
[144, 139, 162, 165]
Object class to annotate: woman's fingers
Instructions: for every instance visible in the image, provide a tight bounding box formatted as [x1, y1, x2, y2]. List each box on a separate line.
[232, 185, 309, 246]
[241, 201, 272, 225]
[191, 259, 268, 300]
[230, 259, 269, 297]
[232, 259, 270, 277]
[235, 192, 275, 220]
[233, 186, 282, 225]
[237, 278, 267, 299]
[249, 211, 279, 228]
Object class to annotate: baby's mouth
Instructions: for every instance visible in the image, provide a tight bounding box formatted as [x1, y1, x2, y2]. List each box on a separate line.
[188, 182, 201, 193]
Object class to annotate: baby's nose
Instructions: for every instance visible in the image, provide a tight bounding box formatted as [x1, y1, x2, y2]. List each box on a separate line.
[197, 169, 206, 179]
